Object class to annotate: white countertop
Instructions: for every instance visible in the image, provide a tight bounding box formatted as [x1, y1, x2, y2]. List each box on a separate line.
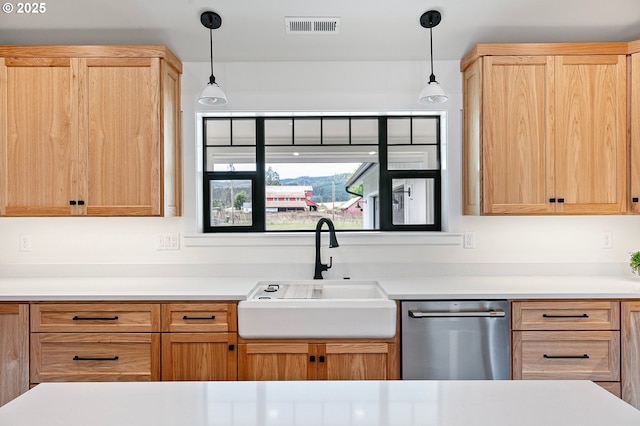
[0, 380, 638, 425]
[1, 275, 640, 301]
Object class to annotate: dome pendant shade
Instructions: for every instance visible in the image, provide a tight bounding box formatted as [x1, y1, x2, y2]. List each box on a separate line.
[198, 11, 227, 106]
[418, 76, 448, 104]
[418, 10, 448, 105]
[199, 73, 227, 105]
[198, 82, 228, 106]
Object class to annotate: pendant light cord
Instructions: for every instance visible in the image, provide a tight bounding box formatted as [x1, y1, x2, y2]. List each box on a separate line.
[429, 26, 436, 83]
[208, 28, 216, 85]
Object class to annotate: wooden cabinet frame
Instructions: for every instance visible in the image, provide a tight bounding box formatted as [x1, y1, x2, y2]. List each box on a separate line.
[462, 43, 628, 215]
[0, 45, 181, 217]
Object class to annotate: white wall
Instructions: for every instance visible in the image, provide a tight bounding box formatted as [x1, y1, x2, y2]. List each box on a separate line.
[1, 59, 639, 279]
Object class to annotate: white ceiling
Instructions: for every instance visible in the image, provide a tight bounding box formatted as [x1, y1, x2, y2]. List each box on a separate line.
[1, 0, 639, 63]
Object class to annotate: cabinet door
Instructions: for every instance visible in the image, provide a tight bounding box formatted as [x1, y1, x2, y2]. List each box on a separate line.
[161, 333, 237, 381]
[322, 343, 392, 380]
[554, 55, 627, 214]
[631, 54, 640, 212]
[482, 56, 554, 214]
[622, 301, 640, 409]
[238, 343, 318, 381]
[82, 58, 161, 216]
[0, 58, 79, 216]
[0, 304, 29, 406]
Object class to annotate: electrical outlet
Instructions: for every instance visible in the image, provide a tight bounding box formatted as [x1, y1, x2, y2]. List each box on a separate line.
[601, 232, 613, 249]
[463, 232, 475, 249]
[156, 233, 180, 250]
[19, 235, 31, 252]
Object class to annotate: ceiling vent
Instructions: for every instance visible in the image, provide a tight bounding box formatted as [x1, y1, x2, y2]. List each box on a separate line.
[285, 17, 341, 34]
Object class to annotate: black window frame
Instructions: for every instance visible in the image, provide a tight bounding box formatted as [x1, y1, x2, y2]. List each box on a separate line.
[202, 114, 442, 233]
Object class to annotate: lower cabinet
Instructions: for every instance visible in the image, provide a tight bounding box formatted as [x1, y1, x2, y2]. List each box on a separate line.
[161, 302, 238, 381]
[512, 300, 621, 398]
[0, 304, 29, 406]
[622, 301, 640, 408]
[30, 303, 162, 384]
[30, 302, 240, 384]
[238, 341, 399, 381]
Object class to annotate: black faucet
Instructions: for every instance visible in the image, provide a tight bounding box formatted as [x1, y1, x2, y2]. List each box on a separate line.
[314, 218, 339, 279]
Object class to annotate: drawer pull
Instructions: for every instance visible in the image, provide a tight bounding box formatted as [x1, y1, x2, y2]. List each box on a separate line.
[543, 354, 590, 359]
[72, 316, 119, 321]
[73, 356, 120, 361]
[182, 315, 216, 320]
[542, 313, 589, 319]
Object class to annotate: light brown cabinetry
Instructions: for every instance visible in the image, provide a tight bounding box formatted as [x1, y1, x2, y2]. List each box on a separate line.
[0, 46, 181, 216]
[30, 303, 161, 383]
[622, 301, 640, 408]
[512, 301, 621, 396]
[238, 340, 398, 381]
[0, 304, 29, 406]
[161, 303, 237, 381]
[630, 53, 640, 212]
[462, 45, 627, 215]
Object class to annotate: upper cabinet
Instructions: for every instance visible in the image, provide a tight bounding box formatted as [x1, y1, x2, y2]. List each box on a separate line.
[462, 44, 627, 215]
[630, 47, 640, 213]
[0, 46, 182, 217]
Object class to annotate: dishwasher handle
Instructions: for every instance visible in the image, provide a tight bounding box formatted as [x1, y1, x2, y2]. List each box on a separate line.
[408, 309, 506, 318]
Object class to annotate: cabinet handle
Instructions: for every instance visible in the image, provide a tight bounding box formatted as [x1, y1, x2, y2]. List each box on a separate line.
[182, 315, 216, 320]
[228, 344, 235, 351]
[73, 356, 119, 361]
[72, 316, 119, 321]
[310, 355, 316, 362]
[543, 354, 589, 359]
[633, 197, 639, 203]
[542, 313, 589, 319]
[319, 356, 325, 363]
[409, 310, 505, 318]
[549, 198, 556, 203]
[557, 198, 565, 203]
[69, 200, 77, 206]
[78, 200, 85, 206]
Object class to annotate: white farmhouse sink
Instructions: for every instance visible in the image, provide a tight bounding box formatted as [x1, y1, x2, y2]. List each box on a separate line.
[238, 280, 396, 339]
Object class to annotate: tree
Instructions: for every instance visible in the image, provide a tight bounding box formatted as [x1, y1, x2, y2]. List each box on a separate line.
[265, 167, 281, 185]
[234, 191, 247, 210]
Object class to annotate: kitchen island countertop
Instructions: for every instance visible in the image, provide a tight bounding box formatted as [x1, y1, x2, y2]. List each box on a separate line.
[0, 380, 638, 426]
[0, 275, 640, 301]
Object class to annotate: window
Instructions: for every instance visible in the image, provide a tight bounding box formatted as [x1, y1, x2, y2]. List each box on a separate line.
[201, 113, 442, 233]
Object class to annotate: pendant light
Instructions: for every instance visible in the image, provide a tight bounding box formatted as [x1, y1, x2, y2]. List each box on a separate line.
[418, 10, 448, 104]
[198, 11, 227, 106]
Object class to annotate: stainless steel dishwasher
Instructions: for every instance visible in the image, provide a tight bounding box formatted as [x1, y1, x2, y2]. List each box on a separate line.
[401, 300, 510, 380]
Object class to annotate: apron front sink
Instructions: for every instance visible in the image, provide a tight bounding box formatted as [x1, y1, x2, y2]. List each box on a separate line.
[238, 280, 396, 338]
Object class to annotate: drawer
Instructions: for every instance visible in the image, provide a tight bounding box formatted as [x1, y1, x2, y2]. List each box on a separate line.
[30, 333, 160, 383]
[161, 303, 237, 332]
[512, 330, 620, 381]
[512, 301, 619, 331]
[31, 303, 161, 333]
